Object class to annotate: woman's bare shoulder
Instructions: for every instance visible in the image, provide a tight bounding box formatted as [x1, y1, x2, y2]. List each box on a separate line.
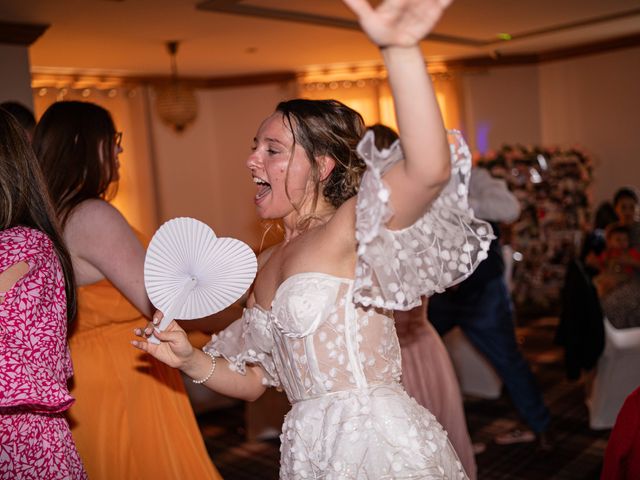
[64, 199, 138, 254]
[66, 198, 125, 227]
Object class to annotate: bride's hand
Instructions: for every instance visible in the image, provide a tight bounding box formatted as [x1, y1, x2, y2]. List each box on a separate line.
[342, 0, 453, 48]
[132, 311, 194, 369]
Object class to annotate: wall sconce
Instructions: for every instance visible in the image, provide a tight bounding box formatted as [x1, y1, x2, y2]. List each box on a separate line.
[155, 41, 198, 132]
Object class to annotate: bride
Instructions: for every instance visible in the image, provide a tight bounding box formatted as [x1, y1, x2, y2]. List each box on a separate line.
[134, 0, 492, 477]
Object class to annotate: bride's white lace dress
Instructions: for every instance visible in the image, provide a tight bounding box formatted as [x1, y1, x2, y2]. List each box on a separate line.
[206, 131, 493, 479]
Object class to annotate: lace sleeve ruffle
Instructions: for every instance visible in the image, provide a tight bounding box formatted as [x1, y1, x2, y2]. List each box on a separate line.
[353, 129, 494, 311]
[203, 307, 280, 387]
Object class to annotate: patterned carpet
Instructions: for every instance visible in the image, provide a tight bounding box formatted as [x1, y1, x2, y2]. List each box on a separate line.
[197, 317, 611, 480]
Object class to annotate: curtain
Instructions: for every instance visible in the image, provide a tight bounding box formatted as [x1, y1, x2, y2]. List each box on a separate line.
[299, 72, 462, 133]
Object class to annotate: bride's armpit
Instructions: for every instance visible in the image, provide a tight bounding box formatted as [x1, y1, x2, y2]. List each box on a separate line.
[0, 261, 30, 303]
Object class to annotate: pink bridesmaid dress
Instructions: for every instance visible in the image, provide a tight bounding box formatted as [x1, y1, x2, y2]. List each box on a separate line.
[396, 299, 477, 480]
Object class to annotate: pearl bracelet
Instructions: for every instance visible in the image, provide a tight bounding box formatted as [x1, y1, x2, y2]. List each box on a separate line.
[192, 351, 217, 384]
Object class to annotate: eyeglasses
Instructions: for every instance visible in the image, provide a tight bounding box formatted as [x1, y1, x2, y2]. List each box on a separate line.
[114, 131, 123, 147]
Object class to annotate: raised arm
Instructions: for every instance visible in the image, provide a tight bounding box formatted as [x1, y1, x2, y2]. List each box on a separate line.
[343, 0, 453, 229]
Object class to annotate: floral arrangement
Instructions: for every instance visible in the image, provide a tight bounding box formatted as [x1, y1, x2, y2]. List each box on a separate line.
[476, 144, 594, 316]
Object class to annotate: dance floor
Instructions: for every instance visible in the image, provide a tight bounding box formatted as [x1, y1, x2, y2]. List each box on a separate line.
[197, 316, 610, 480]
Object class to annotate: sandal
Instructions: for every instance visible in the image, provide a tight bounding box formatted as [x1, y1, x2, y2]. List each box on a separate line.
[494, 428, 536, 445]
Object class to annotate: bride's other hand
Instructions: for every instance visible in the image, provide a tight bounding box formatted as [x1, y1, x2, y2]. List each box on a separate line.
[132, 313, 194, 369]
[341, 0, 453, 48]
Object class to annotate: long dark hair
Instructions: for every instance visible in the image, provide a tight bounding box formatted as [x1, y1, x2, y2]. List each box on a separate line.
[276, 99, 366, 216]
[32, 101, 119, 226]
[0, 108, 77, 321]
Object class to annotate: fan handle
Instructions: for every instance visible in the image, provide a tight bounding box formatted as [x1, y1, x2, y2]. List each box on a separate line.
[148, 276, 198, 344]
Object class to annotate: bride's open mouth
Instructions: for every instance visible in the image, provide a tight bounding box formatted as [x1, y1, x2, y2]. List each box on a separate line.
[253, 176, 271, 201]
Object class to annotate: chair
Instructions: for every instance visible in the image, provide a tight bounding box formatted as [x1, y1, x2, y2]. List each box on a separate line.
[587, 317, 640, 429]
[443, 327, 503, 399]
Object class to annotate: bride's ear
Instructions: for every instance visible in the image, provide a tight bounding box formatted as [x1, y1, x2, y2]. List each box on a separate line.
[318, 155, 336, 182]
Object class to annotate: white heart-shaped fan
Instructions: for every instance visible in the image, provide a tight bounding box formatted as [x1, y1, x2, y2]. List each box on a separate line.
[144, 217, 257, 344]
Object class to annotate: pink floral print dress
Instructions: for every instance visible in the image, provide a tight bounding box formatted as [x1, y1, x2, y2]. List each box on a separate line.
[0, 226, 86, 480]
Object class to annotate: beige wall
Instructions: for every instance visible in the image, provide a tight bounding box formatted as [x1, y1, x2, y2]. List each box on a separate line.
[539, 46, 640, 205]
[460, 65, 542, 153]
[149, 81, 296, 250]
[458, 48, 640, 206]
[0, 44, 33, 108]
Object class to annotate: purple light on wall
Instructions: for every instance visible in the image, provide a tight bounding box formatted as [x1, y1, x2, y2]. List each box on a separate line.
[476, 123, 491, 154]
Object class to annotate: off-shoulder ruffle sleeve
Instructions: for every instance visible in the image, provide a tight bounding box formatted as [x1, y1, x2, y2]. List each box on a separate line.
[353, 129, 494, 311]
[203, 307, 280, 387]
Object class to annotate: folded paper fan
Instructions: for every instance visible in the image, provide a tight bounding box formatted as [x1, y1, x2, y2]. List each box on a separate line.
[144, 217, 257, 344]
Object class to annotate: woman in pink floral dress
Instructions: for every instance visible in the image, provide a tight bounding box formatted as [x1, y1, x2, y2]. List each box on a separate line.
[0, 108, 86, 479]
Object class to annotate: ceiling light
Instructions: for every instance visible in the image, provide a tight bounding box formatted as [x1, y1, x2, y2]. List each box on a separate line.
[155, 41, 198, 133]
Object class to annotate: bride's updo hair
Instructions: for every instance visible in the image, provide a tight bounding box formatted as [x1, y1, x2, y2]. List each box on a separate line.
[276, 99, 366, 210]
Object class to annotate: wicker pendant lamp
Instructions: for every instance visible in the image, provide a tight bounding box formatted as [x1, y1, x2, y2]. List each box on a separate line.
[155, 41, 198, 132]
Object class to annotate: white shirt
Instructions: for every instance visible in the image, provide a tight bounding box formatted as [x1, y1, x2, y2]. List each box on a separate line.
[468, 167, 521, 223]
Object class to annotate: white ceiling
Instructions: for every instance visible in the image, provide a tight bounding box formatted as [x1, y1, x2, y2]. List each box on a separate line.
[1, 0, 639, 78]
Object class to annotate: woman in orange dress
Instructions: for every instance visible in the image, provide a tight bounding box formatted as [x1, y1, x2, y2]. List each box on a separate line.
[33, 101, 221, 479]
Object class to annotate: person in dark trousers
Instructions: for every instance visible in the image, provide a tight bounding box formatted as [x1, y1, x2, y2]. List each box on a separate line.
[428, 166, 551, 447]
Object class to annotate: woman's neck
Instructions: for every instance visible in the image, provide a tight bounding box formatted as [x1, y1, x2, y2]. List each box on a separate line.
[282, 203, 336, 243]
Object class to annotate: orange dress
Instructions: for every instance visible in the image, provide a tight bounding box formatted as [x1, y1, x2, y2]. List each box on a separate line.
[67, 278, 222, 480]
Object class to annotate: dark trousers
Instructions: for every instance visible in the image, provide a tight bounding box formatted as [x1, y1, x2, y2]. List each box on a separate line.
[428, 275, 551, 433]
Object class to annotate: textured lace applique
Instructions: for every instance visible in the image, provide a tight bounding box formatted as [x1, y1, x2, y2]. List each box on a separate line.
[203, 129, 485, 480]
[205, 307, 280, 387]
[354, 129, 494, 311]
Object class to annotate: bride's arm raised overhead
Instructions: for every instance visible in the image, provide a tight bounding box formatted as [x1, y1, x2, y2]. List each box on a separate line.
[132, 0, 456, 399]
[342, 0, 453, 230]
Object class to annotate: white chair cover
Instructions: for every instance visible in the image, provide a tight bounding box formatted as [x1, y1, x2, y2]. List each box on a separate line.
[587, 317, 640, 429]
